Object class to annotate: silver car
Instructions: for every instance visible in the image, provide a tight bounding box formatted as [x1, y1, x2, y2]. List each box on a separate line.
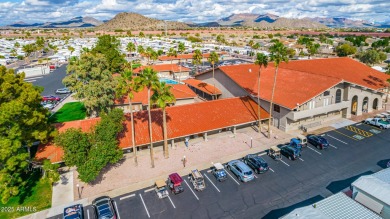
[55, 88, 71, 94]
[226, 160, 254, 182]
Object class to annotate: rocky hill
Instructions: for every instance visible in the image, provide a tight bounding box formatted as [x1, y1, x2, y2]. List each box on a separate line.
[96, 12, 190, 31]
[6, 16, 102, 28]
[308, 17, 390, 28]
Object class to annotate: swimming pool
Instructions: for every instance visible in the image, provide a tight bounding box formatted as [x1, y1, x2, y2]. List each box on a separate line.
[159, 78, 180, 84]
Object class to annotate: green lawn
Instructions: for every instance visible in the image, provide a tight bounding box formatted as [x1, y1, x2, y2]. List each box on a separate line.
[0, 171, 52, 219]
[49, 102, 86, 123]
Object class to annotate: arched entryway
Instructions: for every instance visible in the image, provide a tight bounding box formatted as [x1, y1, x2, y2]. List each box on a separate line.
[351, 95, 358, 115]
[335, 89, 342, 103]
[362, 97, 369, 113]
[373, 98, 378, 110]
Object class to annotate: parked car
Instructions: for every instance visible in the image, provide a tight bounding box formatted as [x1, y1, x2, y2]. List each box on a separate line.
[167, 173, 184, 195]
[63, 204, 83, 219]
[280, 145, 301, 160]
[189, 169, 206, 191]
[155, 179, 169, 199]
[243, 154, 269, 174]
[43, 103, 55, 110]
[56, 88, 71, 94]
[307, 135, 329, 150]
[211, 162, 227, 182]
[364, 118, 390, 129]
[92, 196, 117, 219]
[226, 160, 254, 182]
[42, 95, 61, 102]
[268, 146, 282, 160]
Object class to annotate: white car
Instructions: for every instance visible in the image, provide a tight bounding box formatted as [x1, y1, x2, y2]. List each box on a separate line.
[43, 103, 54, 110]
[55, 88, 71, 94]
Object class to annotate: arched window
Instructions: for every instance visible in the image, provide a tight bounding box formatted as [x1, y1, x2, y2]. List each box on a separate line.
[335, 89, 342, 103]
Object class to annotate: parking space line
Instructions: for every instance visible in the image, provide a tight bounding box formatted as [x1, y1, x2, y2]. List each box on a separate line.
[183, 179, 200, 200]
[299, 157, 304, 162]
[113, 201, 121, 219]
[327, 134, 350, 144]
[139, 194, 151, 218]
[167, 196, 176, 208]
[269, 168, 275, 172]
[204, 174, 221, 192]
[279, 159, 290, 166]
[144, 188, 154, 193]
[329, 144, 338, 149]
[258, 152, 267, 156]
[332, 130, 358, 141]
[87, 209, 90, 219]
[356, 123, 362, 126]
[206, 169, 212, 173]
[253, 174, 258, 178]
[307, 146, 322, 155]
[225, 170, 240, 185]
[120, 194, 135, 200]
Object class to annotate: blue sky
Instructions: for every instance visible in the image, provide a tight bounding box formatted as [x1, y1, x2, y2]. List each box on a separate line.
[0, 0, 389, 25]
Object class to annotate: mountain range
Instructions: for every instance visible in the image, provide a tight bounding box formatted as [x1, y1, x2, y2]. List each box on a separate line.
[6, 16, 103, 28]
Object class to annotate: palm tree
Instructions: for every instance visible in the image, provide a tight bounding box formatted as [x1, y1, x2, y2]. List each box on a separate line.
[167, 48, 178, 79]
[126, 42, 136, 69]
[135, 67, 159, 168]
[116, 67, 139, 165]
[267, 40, 289, 138]
[22, 43, 35, 64]
[192, 49, 202, 74]
[254, 53, 268, 132]
[68, 46, 75, 56]
[178, 42, 185, 54]
[207, 51, 219, 99]
[151, 82, 176, 158]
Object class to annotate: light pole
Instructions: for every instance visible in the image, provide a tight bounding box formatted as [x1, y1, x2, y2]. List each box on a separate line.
[250, 137, 253, 148]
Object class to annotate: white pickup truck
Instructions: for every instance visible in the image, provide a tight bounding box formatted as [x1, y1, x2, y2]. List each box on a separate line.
[364, 118, 390, 129]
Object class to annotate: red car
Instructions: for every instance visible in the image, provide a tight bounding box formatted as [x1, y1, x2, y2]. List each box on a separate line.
[42, 95, 61, 102]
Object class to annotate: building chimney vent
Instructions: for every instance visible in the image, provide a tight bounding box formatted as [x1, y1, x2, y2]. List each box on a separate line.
[249, 69, 252, 73]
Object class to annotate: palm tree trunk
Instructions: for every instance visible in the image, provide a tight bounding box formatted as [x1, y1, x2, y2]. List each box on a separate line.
[257, 69, 262, 132]
[129, 96, 137, 166]
[268, 67, 279, 138]
[179, 59, 182, 83]
[163, 108, 168, 158]
[147, 88, 155, 168]
[212, 64, 216, 100]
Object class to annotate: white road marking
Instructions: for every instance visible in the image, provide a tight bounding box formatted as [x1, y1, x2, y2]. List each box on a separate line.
[356, 123, 362, 126]
[225, 170, 240, 185]
[269, 168, 275, 172]
[167, 196, 176, 208]
[113, 201, 121, 219]
[25, 76, 43, 80]
[139, 194, 151, 218]
[279, 159, 290, 167]
[329, 144, 338, 149]
[307, 146, 322, 155]
[204, 174, 221, 192]
[253, 174, 258, 178]
[183, 179, 199, 200]
[258, 152, 267, 156]
[299, 157, 304, 161]
[87, 209, 90, 219]
[24, 79, 36, 82]
[144, 188, 154, 193]
[206, 170, 212, 173]
[327, 134, 348, 145]
[120, 194, 135, 200]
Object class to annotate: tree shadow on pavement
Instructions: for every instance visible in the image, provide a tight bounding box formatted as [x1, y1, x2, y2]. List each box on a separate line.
[326, 171, 373, 194]
[263, 195, 324, 219]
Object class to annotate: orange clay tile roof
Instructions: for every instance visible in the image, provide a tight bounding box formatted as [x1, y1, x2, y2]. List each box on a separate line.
[216, 57, 389, 110]
[158, 52, 227, 61]
[133, 64, 190, 73]
[114, 84, 196, 105]
[183, 78, 222, 95]
[36, 96, 269, 163]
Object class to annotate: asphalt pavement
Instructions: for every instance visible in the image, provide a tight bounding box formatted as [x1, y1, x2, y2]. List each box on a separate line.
[47, 121, 390, 219]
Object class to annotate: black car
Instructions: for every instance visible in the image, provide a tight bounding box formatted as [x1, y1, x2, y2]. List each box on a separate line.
[307, 135, 329, 150]
[63, 204, 83, 219]
[243, 154, 269, 174]
[280, 146, 301, 160]
[92, 196, 117, 219]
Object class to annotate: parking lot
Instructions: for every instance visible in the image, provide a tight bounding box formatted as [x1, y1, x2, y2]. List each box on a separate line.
[47, 121, 390, 219]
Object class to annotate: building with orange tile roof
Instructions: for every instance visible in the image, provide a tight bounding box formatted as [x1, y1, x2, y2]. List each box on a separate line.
[133, 63, 191, 80]
[35, 97, 270, 163]
[196, 57, 389, 131]
[183, 78, 222, 100]
[114, 84, 197, 113]
[158, 52, 228, 62]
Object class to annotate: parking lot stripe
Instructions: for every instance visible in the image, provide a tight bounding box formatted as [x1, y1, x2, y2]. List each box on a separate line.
[329, 144, 338, 149]
[120, 194, 135, 200]
[279, 159, 290, 167]
[327, 134, 349, 144]
[258, 152, 267, 156]
[299, 157, 304, 162]
[206, 170, 212, 173]
[307, 146, 322, 155]
[331, 130, 358, 141]
[356, 123, 362, 126]
[139, 194, 151, 218]
[144, 188, 154, 193]
[269, 168, 275, 172]
[183, 179, 200, 200]
[113, 201, 121, 219]
[87, 209, 90, 219]
[167, 196, 176, 208]
[204, 174, 221, 192]
[225, 171, 240, 185]
[253, 174, 258, 178]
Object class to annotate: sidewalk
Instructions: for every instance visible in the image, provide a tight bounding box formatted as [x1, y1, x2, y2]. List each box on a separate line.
[52, 171, 74, 207]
